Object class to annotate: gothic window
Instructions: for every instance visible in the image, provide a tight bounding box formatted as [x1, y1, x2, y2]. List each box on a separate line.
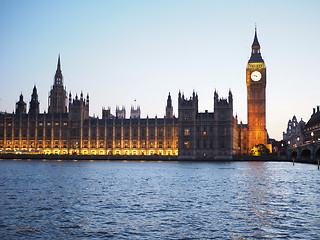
[108, 128, 113, 137]
[125, 128, 129, 137]
[184, 129, 190, 136]
[167, 128, 172, 137]
[99, 128, 104, 138]
[149, 129, 155, 138]
[83, 129, 88, 137]
[158, 128, 163, 138]
[141, 127, 146, 137]
[6, 130, 12, 138]
[133, 129, 138, 137]
[54, 130, 59, 137]
[116, 128, 121, 138]
[30, 129, 35, 138]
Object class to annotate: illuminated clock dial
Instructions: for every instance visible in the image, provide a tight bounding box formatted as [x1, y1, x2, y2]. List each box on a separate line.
[251, 71, 261, 81]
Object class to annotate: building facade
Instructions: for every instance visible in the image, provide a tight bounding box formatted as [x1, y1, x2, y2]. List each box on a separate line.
[0, 57, 178, 156]
[304, 106, 320, 143]
[0, 29, 270, 157]
[283, 115, 305, 147]
[177, 90, 238, 159]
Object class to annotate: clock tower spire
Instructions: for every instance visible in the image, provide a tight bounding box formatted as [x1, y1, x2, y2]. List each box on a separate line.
[246, 28, 267, 152]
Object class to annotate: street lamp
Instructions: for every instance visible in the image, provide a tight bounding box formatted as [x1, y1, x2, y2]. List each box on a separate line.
[311, 132, 314, 142]
[297, 137, 300, 146]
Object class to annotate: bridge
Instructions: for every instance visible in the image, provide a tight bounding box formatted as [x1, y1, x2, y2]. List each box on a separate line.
[287, 142, 320, 163]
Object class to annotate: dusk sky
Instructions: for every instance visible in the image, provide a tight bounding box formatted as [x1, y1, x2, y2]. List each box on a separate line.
[1, 0, 319, 140]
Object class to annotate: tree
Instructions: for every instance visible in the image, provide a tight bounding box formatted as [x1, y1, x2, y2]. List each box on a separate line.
[251, 144, 270, 156]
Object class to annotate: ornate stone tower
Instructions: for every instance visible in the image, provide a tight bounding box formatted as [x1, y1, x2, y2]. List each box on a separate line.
[178, 90, 198, 156]
[48, 55, 67, 114]
[213, 90, 234, 157]
[16, 93, 26, 115]
[165, 92, 173, 118]
[29, 85, 39, 116]
[246, 28, 267, 150]
[68, 92, 89, 120]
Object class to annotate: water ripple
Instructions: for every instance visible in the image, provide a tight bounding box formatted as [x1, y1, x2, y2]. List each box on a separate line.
[0, 160, 320, 239]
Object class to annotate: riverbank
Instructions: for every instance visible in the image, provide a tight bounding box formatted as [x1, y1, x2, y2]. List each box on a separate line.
[0, 153, 316, 165]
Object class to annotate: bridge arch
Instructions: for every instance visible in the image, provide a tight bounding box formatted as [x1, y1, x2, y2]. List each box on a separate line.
[290, 151, 298, 161]
[301, 148, 312, 161]
[315, 147, 320, 162]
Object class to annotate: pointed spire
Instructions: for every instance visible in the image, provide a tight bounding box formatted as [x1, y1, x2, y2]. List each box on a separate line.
[252, 26, 260, 47]
[54, 55, 63, 86]
[248, 27, 264, 63]
[32, 85, 37, 95]
[57, 54, 61, 70]
[167, 92, 172, 108]
[19, 92, 23, 101]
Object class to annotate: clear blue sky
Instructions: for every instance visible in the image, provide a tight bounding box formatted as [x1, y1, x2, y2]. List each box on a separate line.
[1, 0, 319, 140]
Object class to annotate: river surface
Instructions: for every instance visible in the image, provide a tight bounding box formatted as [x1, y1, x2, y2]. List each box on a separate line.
[0, 160, 320, 239]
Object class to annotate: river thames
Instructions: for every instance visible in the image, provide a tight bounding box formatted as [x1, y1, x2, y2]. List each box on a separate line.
[0, 160, 319, 239]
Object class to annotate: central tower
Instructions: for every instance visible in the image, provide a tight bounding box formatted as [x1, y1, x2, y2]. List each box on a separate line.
[246, 28, 267, 150]
[48, 55, 67, 114]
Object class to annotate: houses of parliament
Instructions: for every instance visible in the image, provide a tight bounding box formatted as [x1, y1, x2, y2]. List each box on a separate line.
[0, 30, 269, 158]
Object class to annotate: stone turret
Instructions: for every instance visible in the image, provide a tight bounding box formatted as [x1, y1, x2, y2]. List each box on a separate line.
[29, 85, 39, 116]
[16, 93, 26, 115]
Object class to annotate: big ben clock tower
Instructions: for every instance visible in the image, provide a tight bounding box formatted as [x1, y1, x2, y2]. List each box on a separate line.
[246, 28, 267, 151]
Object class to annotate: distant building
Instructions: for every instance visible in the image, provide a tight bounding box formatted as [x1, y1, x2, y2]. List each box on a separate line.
[304, 106, 320, 143]
[283, 115, 305, 147]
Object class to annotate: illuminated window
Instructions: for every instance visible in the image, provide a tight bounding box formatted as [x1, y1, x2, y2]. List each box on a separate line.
[203, 131, 206, 136]
[184, 129, 190, 136]
[184, 141, 190, 148]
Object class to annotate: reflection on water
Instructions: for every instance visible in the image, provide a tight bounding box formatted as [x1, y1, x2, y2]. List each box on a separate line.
[0, 160, 320, 239]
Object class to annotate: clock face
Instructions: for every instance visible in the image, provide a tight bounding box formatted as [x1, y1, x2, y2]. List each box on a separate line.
[251, 71, 262, 81]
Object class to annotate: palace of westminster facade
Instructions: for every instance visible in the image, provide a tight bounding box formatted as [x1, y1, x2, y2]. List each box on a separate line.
[0, 30, 268, 158]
